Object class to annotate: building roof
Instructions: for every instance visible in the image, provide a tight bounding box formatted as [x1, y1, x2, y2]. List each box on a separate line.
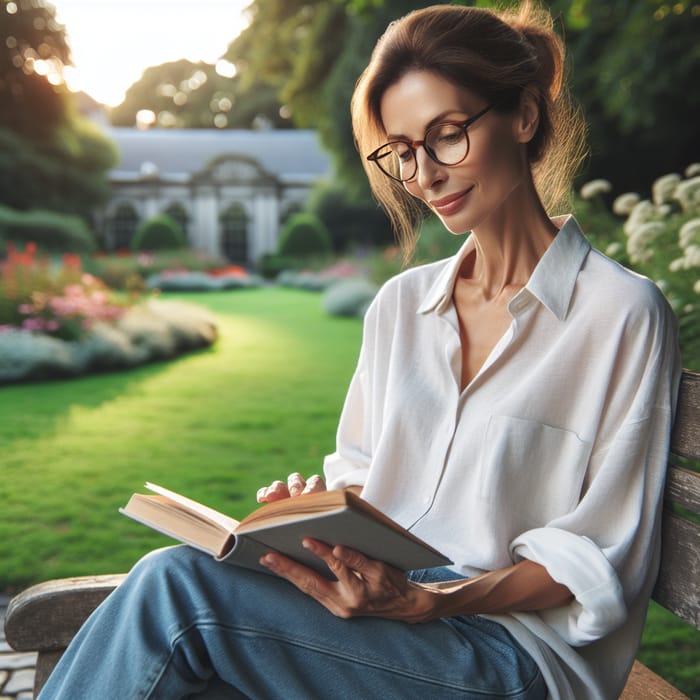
[105, 127, 332, 185]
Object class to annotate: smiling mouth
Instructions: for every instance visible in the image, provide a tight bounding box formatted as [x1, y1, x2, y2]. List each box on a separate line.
[429, 187, 474, 214]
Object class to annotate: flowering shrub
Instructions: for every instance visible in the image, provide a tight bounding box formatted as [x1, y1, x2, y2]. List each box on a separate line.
[1, 243, 125, 340]
[577, 163, 700, 368]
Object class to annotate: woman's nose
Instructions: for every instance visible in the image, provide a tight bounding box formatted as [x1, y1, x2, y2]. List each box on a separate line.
[414, 146, 445, 191]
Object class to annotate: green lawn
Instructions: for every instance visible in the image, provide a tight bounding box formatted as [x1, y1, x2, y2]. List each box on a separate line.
[1, 286, 697, 696]
[0, 288, 363, 589]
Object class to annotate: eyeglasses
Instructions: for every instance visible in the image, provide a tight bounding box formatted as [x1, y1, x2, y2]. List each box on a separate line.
[367, 104, 494, 183]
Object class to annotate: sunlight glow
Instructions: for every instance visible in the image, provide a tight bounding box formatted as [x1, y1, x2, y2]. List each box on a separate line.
[51, 0, 250, 107]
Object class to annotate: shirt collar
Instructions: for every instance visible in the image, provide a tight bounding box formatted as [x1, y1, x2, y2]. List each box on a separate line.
[416, 215, 591, 321]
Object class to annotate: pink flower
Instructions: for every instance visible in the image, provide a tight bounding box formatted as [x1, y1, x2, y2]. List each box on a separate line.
[22, 318, 46, 331]
[18, 303, 34, 314]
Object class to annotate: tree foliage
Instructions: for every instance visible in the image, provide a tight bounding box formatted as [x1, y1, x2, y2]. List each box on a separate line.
[549, 0, 700, 192]
[110, 59, 291, 130]
[0, 0, 117, 220]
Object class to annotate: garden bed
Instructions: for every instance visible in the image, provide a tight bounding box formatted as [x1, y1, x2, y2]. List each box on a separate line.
[0, 298, 217, 383]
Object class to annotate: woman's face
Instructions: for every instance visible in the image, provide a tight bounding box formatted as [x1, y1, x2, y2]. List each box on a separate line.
[379, 70, 532, 234]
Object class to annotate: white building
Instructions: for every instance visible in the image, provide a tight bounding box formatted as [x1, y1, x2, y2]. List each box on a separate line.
[99, 128, 332, 265]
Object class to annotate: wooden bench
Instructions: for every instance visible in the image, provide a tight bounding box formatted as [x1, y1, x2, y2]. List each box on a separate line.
[5, 371, 699, 699]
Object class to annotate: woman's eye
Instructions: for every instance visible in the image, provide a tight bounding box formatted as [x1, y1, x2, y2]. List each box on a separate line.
[395, 145, 413, 162]
[436, 129, 462, 145]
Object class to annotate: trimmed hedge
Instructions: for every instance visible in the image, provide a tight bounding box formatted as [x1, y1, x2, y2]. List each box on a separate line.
[131, 214, 186, 251]
[277, 212, 332, 258]
[0, 204, 96, 253]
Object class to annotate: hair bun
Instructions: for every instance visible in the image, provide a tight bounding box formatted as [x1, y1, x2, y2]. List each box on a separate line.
[508, 5, 565, 101]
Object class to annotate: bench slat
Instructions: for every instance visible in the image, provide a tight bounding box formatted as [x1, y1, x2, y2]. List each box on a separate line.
[665, 464, 700, 515]
[671, 372, 700, 461]
[652, 511, 700, 630]
[619, 660, 690, 699]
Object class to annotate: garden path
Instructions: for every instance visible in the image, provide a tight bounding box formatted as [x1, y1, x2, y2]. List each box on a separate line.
[0, 594, 34, 699]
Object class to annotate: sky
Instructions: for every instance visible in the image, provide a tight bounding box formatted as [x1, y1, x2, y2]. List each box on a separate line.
[52, 0, 250, 106]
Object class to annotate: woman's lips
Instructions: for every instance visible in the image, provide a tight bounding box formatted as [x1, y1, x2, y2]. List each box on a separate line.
[429, 186, 474, 216]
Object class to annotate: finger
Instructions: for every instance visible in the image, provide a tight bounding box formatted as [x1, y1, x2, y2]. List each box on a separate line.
[287, 472, 306, 497]
[258, 480, 290, 503]
[302, 474, 326, 494]
[303, 540, 368, 590]
[260, 552, 332, 600]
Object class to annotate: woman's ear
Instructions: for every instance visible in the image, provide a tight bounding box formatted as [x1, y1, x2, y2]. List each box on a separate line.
[514, 87, 540, 145]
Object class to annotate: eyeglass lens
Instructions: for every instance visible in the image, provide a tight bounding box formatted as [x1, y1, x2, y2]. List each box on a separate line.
[377, 123, 469, 182]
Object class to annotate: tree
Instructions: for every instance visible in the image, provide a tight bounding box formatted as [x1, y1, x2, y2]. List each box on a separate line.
[0, 0, 117, 220]
[549, 0, 700, 192]
[110, 59, 291, 130]
[0, 0, 71, 138]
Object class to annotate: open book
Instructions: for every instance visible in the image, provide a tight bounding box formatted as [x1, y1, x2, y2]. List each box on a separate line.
[120, 483, 452, 578]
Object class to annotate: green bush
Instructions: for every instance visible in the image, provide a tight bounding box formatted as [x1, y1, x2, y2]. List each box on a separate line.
[0, 204, 96, 253]
[307, 180, 394, 251]
[277, 212, 332, 258]
[131, 214, 186, 252]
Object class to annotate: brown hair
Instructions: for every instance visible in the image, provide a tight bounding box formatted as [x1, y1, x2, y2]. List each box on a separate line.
[351, 2, 588, 259]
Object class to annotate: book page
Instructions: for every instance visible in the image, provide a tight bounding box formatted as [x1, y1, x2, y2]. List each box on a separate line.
[145, 482, 240, 531]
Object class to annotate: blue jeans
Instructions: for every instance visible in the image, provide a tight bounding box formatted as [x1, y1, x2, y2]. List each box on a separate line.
[39, 546, 547, 699]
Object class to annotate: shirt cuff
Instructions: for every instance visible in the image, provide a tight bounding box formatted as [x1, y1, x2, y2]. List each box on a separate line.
[323, 452, 368, 491]
[511, 527, 627, 646]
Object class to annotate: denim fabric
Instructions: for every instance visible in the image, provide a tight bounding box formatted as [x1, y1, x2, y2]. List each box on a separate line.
[39, 546, 547, 699]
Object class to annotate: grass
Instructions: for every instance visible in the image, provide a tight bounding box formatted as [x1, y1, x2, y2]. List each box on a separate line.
[1, 286, 697, 696]
[0, 287, 363, 589]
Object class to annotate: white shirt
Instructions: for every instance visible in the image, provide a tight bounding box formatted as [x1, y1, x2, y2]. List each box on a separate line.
[323, 216, 681, 700]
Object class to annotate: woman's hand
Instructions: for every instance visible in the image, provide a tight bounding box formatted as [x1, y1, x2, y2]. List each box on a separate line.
[260, 538, 439, 623]
[256, 473, 326, 503]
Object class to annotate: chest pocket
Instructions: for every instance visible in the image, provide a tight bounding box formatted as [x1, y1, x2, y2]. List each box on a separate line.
[478, 415, 592, 527]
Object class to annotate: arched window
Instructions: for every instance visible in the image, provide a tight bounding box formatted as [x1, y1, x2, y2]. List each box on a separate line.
[165, 202, 189, 239]
[220, 203, 248, 264]
[110, 203, 139, 251]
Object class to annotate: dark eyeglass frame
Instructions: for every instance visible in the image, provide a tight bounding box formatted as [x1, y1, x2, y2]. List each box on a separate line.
[366, 103, 495, 183]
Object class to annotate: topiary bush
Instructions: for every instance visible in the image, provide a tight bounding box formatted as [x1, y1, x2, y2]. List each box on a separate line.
[0, 204, 96, 253]
[131, 214, 186, 252]
[307, 180, 394, 251]
[277, 212, 332, 258]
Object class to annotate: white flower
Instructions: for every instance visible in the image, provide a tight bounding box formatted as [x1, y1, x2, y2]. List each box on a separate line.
[580, 179, 612, 200]
[679, 218, 700, 249]
[624, 200, 656, 236]
[669, 258, 686, 272]
[694, 279, 700, 295]
[683, 304, 695, 313]
[674, 176, 700, 213]
[612, 192, 640, 216]
[626, 221, 665, 264]
[685, 163, 700, 178]
[683, 244, 700, 268]
[652, 173, 681, 206]
[605, 241, 623, 256]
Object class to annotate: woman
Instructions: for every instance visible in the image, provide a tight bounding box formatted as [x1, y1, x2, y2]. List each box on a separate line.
[40, 4, 680, 699]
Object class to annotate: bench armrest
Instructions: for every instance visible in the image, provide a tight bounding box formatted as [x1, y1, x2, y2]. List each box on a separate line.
[4, 574, 126, 652]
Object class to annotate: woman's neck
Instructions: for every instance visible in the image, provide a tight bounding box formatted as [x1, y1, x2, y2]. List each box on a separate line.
[460, 189, 558, 301]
